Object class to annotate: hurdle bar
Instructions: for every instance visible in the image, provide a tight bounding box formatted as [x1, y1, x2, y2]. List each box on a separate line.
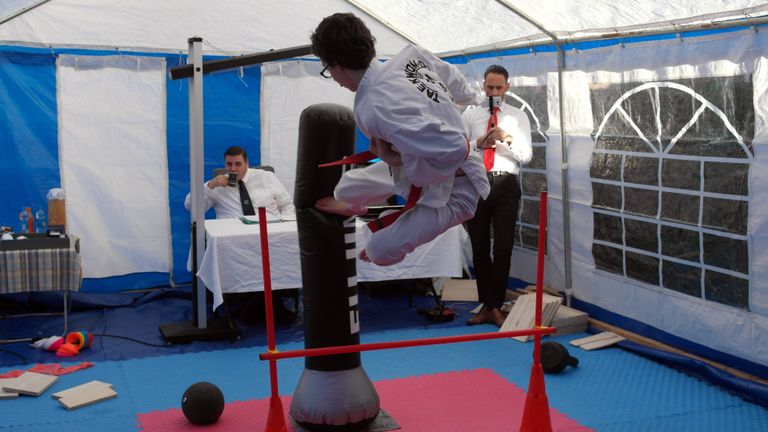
[260, 327, 554, 361]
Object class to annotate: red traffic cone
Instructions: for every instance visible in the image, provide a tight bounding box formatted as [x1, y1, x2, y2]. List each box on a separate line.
[265, 394, 288, 432]
[519, 363, 553, 432]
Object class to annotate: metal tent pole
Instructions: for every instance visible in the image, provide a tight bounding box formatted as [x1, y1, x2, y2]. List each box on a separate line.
[159, 37, 241, 343]
[188, 37, 207, 327]
[495, 0, 574, 305]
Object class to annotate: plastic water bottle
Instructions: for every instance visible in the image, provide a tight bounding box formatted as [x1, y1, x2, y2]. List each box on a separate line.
[35, 208, 46, 233]
[19, 208, 29, 233]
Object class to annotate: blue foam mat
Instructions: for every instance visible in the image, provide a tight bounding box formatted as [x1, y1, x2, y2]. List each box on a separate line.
[3, 329, 767, 432]
[1, 286, 767, 431]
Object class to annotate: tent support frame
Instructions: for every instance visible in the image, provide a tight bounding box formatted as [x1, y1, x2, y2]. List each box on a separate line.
[496, 0, 574, 305]
[442, 14, 768, 58]
[160, 37, 242, 344]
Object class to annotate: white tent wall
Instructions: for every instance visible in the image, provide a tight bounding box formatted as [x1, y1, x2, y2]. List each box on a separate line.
[568, 30, 767, 367]
[459, 28, 768, 367]
[261, 60, 356, 192]
[57, 55, 170, 278]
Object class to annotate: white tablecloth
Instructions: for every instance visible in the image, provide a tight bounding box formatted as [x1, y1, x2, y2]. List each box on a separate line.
[198, 218, 463, 310]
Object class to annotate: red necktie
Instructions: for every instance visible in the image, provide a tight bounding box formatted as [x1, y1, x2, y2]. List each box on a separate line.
[483, 107, 499, 172]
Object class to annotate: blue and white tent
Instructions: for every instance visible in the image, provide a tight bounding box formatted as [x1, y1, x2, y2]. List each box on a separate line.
[2, 0, 767, 376]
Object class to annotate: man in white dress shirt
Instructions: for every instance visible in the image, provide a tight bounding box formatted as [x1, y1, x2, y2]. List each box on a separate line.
[184, 145, 297, 323]
[184, 146, 295, 221]
[462, 65, 532, 327]
[310, 13, 489, 266]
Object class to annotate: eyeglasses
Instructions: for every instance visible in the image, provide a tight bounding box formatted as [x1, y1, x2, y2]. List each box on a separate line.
[319, 64, 332, 79]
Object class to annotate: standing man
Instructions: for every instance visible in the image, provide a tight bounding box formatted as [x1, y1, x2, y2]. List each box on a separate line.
[184, 146, 295, 221]
[462, 65, 532, 327]
[311, 12, 490, 266]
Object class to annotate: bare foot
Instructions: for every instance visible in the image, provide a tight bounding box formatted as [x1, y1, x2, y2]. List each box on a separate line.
[314, 196, 364, 216]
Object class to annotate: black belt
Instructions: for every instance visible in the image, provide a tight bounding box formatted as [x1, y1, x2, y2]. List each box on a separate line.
[488, 171, 511, 177]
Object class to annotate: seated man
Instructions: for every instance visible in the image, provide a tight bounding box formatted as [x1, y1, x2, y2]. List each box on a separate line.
[184, 145, 295, 221]
[185, 145, 297, 324]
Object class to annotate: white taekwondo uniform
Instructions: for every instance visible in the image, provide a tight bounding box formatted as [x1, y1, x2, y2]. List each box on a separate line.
[335, 44, 490, 265]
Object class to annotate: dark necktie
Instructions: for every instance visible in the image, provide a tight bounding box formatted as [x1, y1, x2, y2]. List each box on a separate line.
[238, 180, 256, 216]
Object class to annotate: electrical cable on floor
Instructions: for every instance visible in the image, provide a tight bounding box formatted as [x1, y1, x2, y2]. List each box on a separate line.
[0, 349, 27, 363]
[97, 334, 168, 348]
[0, 338, 32, 344]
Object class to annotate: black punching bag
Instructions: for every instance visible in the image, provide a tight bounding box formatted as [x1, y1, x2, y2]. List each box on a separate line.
[290, 103, 380, 430]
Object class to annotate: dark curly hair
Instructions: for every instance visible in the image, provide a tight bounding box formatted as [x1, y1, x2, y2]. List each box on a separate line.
[311, 13, 376, 69]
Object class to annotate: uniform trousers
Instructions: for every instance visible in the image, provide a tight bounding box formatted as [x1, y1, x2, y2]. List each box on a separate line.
[335, 162, 480, 266]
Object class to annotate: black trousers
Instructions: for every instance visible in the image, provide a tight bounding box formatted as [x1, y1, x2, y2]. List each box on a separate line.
[466, 173, 521, 309]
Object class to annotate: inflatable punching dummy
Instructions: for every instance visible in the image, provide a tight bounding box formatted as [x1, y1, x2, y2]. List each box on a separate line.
[291, 103, 380, 430]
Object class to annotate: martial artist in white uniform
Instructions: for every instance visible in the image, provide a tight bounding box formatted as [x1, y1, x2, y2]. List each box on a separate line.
[333, 45, 490, 265]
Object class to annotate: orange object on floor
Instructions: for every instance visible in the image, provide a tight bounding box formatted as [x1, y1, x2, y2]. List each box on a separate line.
[519, 363, 553, 432]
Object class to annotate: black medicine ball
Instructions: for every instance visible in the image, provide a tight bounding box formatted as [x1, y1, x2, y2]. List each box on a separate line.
[181, 381, 225, 425]
[540, 341, 579, 374]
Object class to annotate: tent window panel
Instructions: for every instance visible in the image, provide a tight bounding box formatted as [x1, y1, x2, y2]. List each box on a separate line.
[589, 84, 619, 132]
[624, 219, 658, 253]
[661, 226, 700, 263]
[508, 85, 549, 136]
[593, 243, 623, 275]
[592, 182, 621, 210]
[732, 76, 755, 147]
[702, 197, 747, 235]
[661, 192, 699, 226]
[526, 146, 546, 170]
[692, 75, 754, 144]
[659, 87, 697, 150]
[662, 260, 701, 298]
[671, 135, 748, 160]
[620, 88, 658, 149]
[704, 270, 749, 310]
[624, 187, 658, 217]
[662, 159, 700, 191]
[519, 197, 540, 226]
[703, 234, 748, 274]
[519, 226, 542, 252]
[623, 155, 658, 186]
[521, 172, 546, 196]
[595, 136, 652, 153]
[590, 153, 622, 181]
[594, 213, 623, 244]
[589, 74, 753, 311]
[504, 85, 547, 256]
[626, 252, 659, 286]
[704, 162, 749, 196]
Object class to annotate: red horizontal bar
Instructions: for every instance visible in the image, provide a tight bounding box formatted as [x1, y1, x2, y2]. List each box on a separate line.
[260, 327, 556, 361]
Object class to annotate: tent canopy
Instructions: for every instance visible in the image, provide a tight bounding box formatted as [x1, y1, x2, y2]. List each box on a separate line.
[1, 0, 766, 56]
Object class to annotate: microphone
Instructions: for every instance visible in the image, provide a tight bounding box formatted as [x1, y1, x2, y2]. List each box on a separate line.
[488, 96, 499, 127]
